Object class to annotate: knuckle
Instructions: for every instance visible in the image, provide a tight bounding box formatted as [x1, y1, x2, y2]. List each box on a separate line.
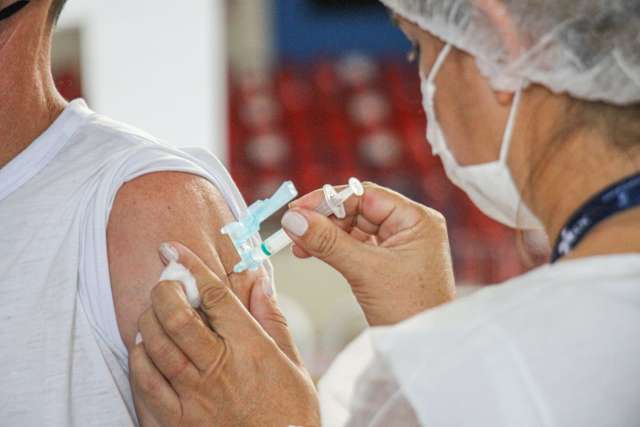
[151, 281, 181, 305]
[425, 206, 447, 227]
[263, 309, 289, 329]
[137, 373, 160, 395]
[362, 181, 377, 190]
[165, 307, 198, 335]
[313, 225, 339, 258]
[146, 337, 171, 357]
[130, 354, 156, 394]
[137, 309, 153, 334]
[164, 355, 192, 382]
[204, 340, 230, 376]
[199, 281, 230, 310]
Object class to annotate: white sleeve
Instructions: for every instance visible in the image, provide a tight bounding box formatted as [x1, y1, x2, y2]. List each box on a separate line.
[320, 308, 550, 427]
[370, 314, 551, 427]
[318, 331, 422, 427]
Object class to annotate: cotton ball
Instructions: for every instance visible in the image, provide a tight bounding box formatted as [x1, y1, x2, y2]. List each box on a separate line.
[159, 261, 200, 308]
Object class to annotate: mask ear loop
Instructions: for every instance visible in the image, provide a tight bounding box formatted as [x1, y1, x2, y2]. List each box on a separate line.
[426, 43, 453, 83]
[424, 43, 455, 160]
[498, 88, 523, 164]
[498, 87, 536, 227]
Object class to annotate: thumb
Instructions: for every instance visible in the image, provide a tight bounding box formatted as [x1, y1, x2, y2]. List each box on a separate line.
[281, 208, 375, 282]
[249, 278, 303, 367]
[160, 241, 255, 337]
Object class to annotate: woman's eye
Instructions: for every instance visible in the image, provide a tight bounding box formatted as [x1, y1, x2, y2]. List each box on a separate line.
[406, 43, 420, 64]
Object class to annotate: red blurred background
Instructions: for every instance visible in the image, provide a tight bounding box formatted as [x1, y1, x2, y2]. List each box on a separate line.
[227, 56, 526, 285]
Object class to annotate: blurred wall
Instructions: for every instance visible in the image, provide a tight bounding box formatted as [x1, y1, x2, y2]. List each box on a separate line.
[56, 0, 227, 162]
[228, 0, 274, 73]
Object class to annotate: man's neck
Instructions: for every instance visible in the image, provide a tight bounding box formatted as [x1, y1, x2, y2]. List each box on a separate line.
[533, 132, 640, 261]
[0, 19, 67, 169]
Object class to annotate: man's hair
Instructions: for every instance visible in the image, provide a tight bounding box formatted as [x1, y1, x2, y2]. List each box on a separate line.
[49, 0, 68, 24]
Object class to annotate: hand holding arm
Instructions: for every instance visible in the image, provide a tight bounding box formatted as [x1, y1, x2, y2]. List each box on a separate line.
[129, 242, 320, 427]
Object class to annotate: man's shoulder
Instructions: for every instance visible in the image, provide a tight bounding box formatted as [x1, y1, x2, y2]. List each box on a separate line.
[106, 171, 243, 348]
[65, 111, 214, 189]
[109, 171, 235, 239]
[74, 112, 168, 152]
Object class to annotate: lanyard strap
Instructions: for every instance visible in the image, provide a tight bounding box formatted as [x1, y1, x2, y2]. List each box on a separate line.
[551, 173, 640, 263]
[0, 1, 29, 22]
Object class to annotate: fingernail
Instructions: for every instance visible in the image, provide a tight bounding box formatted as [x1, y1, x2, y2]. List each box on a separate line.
[260, 278, 275, 299]
[282, 211, 308, 237]
[159, 242, 179, 264]
[135, 332, 143, 345]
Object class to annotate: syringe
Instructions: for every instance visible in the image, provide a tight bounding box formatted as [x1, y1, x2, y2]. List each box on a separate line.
[225, 177, 364, 273]
[261, 177, 365, 258]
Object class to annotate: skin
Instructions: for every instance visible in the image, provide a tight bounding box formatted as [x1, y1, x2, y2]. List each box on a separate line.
[107, 172, 265, 351]
[134, 5, 640, 426]
[130, 242, 320, 427]
[0, 0, 67, 168]
[0, 2, 266, 425]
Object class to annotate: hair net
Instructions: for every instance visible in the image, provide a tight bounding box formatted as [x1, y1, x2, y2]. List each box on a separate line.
[380, 0, 640, 105]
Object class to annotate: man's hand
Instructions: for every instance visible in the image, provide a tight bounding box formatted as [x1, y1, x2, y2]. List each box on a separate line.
[129, 242, 320, 427]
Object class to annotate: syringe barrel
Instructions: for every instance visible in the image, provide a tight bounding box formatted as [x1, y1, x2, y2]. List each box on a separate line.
[263, 229, 293, 255]
[314, 200, 334, 217]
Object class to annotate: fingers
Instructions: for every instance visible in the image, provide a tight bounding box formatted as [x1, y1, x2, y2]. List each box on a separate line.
[292, 227, 375, 259]
[227, 266, 270, 313]
[137, 308, 200, 389]
[129, 341, 182, 423]
[162, 242, 260, 338]
[150, 280, 225, 371]
[291, 244, 311, 259]
[290, 182, 424, 243]
[281, 208, 379, 283]
[249, 278, 303, 367]
[349, 227, 377, 245]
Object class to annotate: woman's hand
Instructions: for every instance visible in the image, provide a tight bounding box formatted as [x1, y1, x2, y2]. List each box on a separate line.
[129, 242, 320, 427]
[282, 182, 455, 326]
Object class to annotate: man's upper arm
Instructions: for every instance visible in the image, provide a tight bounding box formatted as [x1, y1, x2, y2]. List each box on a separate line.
[107, 171, 264, 350]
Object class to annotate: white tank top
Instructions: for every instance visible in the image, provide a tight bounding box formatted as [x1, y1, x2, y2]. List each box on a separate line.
[0, 100, 268, 426]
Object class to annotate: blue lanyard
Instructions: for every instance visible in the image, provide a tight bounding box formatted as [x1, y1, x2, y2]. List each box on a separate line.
[551, 173, 640, 263]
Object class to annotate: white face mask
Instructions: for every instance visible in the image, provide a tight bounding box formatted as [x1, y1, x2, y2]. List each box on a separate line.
[421, 44, 542, 230]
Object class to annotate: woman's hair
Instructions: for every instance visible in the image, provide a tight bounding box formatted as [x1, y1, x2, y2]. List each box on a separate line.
[524, 91, 640, 214]
[572, 100, 640, 150]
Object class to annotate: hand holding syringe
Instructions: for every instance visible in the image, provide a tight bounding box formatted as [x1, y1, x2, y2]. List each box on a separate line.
[222, 178, 364, 273]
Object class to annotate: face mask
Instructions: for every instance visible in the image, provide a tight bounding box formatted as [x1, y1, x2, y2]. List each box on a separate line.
[0, 1, 29, 22]
[421, 43, 542, 230]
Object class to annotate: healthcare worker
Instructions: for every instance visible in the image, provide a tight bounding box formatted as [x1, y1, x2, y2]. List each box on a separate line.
[130, 0, 640, 425]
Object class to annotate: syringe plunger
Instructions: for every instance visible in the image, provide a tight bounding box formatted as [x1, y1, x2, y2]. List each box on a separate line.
[316, 177, 365, 218]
